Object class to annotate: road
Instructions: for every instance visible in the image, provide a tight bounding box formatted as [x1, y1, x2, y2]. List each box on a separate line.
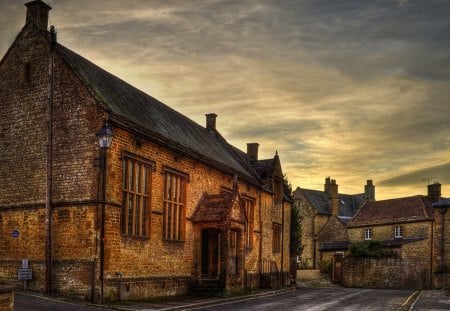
[15, 288, 450, 311]
[192, 288, 416, 311]
[14, 292, 108, 311]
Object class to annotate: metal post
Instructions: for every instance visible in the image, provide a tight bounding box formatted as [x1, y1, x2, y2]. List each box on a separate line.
[100, 148, 107, 302]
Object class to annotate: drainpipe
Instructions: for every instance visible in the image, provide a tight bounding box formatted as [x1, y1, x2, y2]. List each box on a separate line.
[258, 191, 262, 283]
[45, 25, 56, 295]
[439, 207, 447, 271]
[281, 200, 285, 285]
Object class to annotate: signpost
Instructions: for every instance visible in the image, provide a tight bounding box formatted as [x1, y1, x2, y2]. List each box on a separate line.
[18, 259, 32, 290]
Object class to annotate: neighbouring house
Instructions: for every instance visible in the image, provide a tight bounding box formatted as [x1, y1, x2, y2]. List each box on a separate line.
[347, 182, 443, 288]
[293, 177, 373, 270]
[0, 0, 292, 302]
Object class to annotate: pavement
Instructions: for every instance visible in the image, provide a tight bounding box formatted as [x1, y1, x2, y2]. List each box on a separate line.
[409, 290, 450, 310]
[13, 286, 450, 310]
[15, 288, 292, 311]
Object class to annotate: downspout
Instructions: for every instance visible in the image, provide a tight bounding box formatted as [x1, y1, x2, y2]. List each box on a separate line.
[439, 207, 447, 271]
[281, 200, 285, 285]
[429, 220, 434, 289]
[45, 25, 56, 294]
[258, 191, 262, 283]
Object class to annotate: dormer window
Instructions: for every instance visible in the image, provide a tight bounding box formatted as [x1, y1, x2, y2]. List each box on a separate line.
[394, 226, 403, 239]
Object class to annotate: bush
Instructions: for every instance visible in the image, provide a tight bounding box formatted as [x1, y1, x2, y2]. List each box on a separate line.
[322, 260, 332, 273]
[348, 240, 395, 258]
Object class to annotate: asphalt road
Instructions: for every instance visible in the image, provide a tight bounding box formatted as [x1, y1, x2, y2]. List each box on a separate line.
[15, 288, 450, 311]
[14, 292, 108, 311]
[192, 288, 416, 311]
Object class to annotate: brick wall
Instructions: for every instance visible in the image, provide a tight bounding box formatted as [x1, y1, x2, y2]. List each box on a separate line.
[0, 16, 291, 301]
[341, 257, 429, 289]
[295, 193, 316, 268]
[0, 286, 14, 311]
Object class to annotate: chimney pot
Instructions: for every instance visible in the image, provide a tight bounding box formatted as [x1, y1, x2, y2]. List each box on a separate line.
[205, 113, 217, 131]
[247, 143, 259, 161]
[365, 179, 375, 201]
[428, 182, 441, 203]
[25, 0, 52, 30]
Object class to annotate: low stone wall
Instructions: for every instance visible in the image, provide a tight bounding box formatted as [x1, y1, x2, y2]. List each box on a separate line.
[341, 257, 429, 289]
[105, 276, 192, 301]
[0, 285, 14, 311]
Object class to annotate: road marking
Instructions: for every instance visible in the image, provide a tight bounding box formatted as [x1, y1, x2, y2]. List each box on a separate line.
[16, 292, 108, 310]
[407, 291, 423, 311]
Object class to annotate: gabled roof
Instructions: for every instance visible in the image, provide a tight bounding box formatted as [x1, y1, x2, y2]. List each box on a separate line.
[55, 44, 261, 186]
[294, 188, 365, 217]
[348, 195, 433, 227]
[191, 191, 246, 224]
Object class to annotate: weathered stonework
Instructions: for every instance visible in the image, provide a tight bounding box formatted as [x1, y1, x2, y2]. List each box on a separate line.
[0, 1, 292, 302]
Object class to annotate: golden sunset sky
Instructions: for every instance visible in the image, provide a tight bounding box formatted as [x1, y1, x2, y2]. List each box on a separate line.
[1, 0, 449, 200]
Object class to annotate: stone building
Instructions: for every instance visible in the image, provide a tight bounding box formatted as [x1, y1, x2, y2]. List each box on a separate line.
[347, 182, 442, 288]
[0, 1, 292, 302]
[293, 178, 373, 269]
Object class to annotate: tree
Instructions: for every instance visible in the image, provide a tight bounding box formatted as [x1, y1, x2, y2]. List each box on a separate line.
[283, 174, 302, 257]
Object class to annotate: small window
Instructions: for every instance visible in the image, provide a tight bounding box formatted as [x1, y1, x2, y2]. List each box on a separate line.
[24, 63, 31, 83]
[244, 197, 255, 248]
[272, 223, 282, 252]
[394, 226, 403, 238]
[364, 228, 373, 240]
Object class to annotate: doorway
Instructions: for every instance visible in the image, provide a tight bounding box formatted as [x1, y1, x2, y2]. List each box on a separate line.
[201, 229, 221, 279]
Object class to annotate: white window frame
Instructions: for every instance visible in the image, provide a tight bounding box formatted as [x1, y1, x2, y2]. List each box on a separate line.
[394, 225, 403, 238]
[364, 228, 373, 240]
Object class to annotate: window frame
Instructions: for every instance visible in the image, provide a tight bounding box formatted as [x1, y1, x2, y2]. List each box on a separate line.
[394, 225, 403, 238]
[162, 167, 188, 242]
[272, 222, 282, 252]
[121, 153, 154, 238]
[364, 228, 373, 240]
[243, 196, 255, 248]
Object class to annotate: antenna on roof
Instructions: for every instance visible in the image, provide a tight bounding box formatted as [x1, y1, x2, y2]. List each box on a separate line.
[422, 177, 437, 185]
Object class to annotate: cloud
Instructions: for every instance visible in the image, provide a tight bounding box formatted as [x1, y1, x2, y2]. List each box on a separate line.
[380, 162, 450, 187]
[1, 0, 449, 200]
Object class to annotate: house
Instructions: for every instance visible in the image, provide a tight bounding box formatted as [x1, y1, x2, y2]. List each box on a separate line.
[0, 1, 291, 302]
[347, 182, 442, 288]
[293, 177, 373, 269]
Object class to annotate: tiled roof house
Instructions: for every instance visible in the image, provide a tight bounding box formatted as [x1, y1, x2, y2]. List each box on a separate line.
[293, 178, 374, 269]
[0, 0, 292, 302]
[347, 182, 443, 288]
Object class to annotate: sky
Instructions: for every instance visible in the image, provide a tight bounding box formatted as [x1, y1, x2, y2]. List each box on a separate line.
[1, 0, 449, 200]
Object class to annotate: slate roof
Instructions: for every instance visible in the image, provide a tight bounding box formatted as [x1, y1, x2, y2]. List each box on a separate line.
[319, 237, 426, 251]
[348, 195, 434, 227]
[191, 191, 246, 224]
[319, 241, 350, 251]
[55, 44, 260, 186]
[296, 189, 366, 217]
[191, 192, 234, 222]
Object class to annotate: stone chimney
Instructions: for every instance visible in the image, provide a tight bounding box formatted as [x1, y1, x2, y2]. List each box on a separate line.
[428, 182, 441, 203]
[324, 177, 339, 216]
[205, 113, 217, 131]
[365, 180, 375, 201]
[25, 0, 52, 30]
[247, 143, 259, 161]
